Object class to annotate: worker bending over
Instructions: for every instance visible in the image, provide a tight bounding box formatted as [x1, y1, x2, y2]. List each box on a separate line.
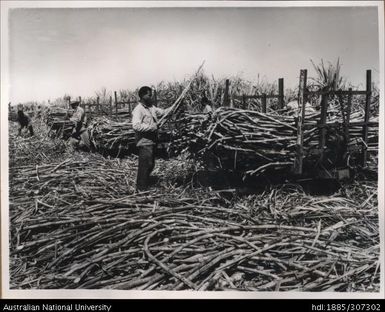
[16, 104, 34, 137]
[67, 101, 91, 151]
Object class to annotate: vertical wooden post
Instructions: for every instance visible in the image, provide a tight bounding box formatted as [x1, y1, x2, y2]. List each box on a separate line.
[362, 70, 372, 167]
[223, 79, 230, 107]
[109, 96, 113, 116]
[345, 88, 352, 143]
[294, 69, 307, 175]
[318, 90, 329, 161]
[96, 96, 100, 114]
[129, 100, 132, 115]
[114, 91, 118, 116]
[261, 93, 267, 113]
[278, 78, 284, 109]
[67, 97, 71, 109]
[242, 94, 246, 109]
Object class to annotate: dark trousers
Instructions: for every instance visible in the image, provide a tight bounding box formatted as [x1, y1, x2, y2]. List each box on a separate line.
[136, 145, 155, 191]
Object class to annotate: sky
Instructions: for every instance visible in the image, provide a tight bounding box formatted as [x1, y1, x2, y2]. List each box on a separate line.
[7, 5, 380, 103]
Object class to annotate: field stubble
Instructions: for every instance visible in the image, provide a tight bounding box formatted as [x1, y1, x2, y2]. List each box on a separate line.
[8, 119, 380, 291]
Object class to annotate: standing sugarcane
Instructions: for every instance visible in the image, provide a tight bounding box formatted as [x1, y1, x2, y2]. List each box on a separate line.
[158, 61, 205, 128]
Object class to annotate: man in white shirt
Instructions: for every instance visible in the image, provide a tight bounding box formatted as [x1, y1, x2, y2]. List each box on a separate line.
[132, 86, 172, 192]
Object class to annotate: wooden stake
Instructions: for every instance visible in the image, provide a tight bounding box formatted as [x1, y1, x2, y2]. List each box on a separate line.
[318, 90, 329, 161]
[278, 78, 284, 109]
[294, 69, 307, 175]
[345, 88, 352, 144]
[109, 96, 113, 116]
[114, 91, 118, 116]
[362, 70, 372, 167]
[262, 93, 267, 113]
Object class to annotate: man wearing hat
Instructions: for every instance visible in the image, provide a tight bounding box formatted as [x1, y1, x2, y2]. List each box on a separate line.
[67, 100, 91, 150]
[132, 86, 172, 192]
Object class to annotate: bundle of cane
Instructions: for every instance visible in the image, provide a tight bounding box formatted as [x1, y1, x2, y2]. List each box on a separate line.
[170, 106, 379, 175]
[45, 107, 74, 139]
[88, 117, 136, 157]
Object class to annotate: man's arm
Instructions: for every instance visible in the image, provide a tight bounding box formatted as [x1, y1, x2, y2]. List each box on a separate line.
[154, 106, 172, 118]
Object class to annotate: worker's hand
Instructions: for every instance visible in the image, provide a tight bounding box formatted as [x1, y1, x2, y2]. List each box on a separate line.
[145, 122, 158, 132]
[165, 106, 173, 115]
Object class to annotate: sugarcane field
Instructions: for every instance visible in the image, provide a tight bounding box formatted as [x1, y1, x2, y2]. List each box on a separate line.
[6, 62, 381, 292]
[2, 4, 383, 298]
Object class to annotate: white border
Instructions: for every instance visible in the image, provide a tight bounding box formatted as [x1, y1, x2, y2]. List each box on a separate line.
[0, 0, 384, 8]
[1, 1, 384, 299]
[376, 0, 385, 301]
